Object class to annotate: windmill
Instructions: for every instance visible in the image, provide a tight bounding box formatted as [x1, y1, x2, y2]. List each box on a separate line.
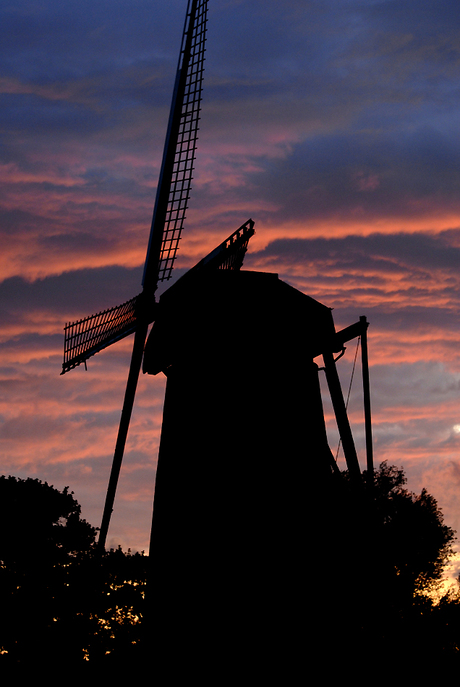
[62, 0, 374, 623]
[62, 0, 376, 669]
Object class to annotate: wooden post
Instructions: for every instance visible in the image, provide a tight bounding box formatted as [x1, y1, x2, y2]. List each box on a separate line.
[360, 316, 374, 488]
[323, 349, 361, 481]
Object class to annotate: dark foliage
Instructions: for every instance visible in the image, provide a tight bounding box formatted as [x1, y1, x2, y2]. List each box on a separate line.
[370, 462, 455, 598]
[0, 475, 97, 570]
[326, 461, 459, 672]
[0, 476, 146, 670]
[1, 467, 460, 674]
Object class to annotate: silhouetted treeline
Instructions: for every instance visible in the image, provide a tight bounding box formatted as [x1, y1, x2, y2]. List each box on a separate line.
[1, 468, 460, 673]
[320, 462, 460, 673]
[0, 476, 146, 670]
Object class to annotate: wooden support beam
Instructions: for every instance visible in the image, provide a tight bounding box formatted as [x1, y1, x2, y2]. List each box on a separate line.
[360, 316, 374, 488]
[322, 349, 361, 481]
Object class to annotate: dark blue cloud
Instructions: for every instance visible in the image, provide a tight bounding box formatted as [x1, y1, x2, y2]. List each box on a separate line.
[0, 0, 185, 80]
[363, 0, 460, 34]
[254, 230, 460, 272]
[247, 229, 460, 338]
[0, 266, 142, 318]
[224, 126, 460, 224]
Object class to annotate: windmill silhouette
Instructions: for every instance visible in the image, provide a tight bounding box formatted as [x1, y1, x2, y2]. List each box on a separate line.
[62, 0, 376, 670]
[62, 0, 373, 583]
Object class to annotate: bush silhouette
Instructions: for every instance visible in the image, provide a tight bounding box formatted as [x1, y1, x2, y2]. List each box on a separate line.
[0, 476, 146, 669]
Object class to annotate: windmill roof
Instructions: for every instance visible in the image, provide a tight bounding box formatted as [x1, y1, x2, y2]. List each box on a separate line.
[143, 270, 336, 376]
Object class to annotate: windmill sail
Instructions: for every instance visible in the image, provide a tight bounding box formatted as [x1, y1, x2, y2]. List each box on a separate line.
[143, 0, 208, 292]
[62, 295, 143, 374]
[186, 219, 255, 275]
[61, 0, 208, 375]
[164, 219, 255, 297]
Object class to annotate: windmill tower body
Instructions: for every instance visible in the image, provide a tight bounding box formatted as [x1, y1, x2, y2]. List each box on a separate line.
[143, 269, 340, 662]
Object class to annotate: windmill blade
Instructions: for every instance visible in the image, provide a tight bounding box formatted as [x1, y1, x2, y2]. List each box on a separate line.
[187, 218, 255, 275]
[143, 0, 208, 294]
[61, 294, 150, 375]
[164, 219, 255, 297]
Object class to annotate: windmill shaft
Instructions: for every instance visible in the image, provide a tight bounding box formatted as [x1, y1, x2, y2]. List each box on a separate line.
[98, 319, 148, 550]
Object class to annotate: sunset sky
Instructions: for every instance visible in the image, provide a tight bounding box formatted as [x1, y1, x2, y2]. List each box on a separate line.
[2, 0, 460, 578]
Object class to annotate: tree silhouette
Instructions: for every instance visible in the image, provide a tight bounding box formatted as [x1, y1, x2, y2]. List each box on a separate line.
[0, 476, 97, 571]
[370, 462, 455, 600]
[323, 461, 458, 672]
[0, 476, 146, 670]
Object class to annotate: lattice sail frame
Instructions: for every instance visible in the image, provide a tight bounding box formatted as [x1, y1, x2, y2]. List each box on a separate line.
[62, 295, 142, 374]
[143, 0, 208, 287]
[158, 1, 207, 281]
[187, 219, 255, 275]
